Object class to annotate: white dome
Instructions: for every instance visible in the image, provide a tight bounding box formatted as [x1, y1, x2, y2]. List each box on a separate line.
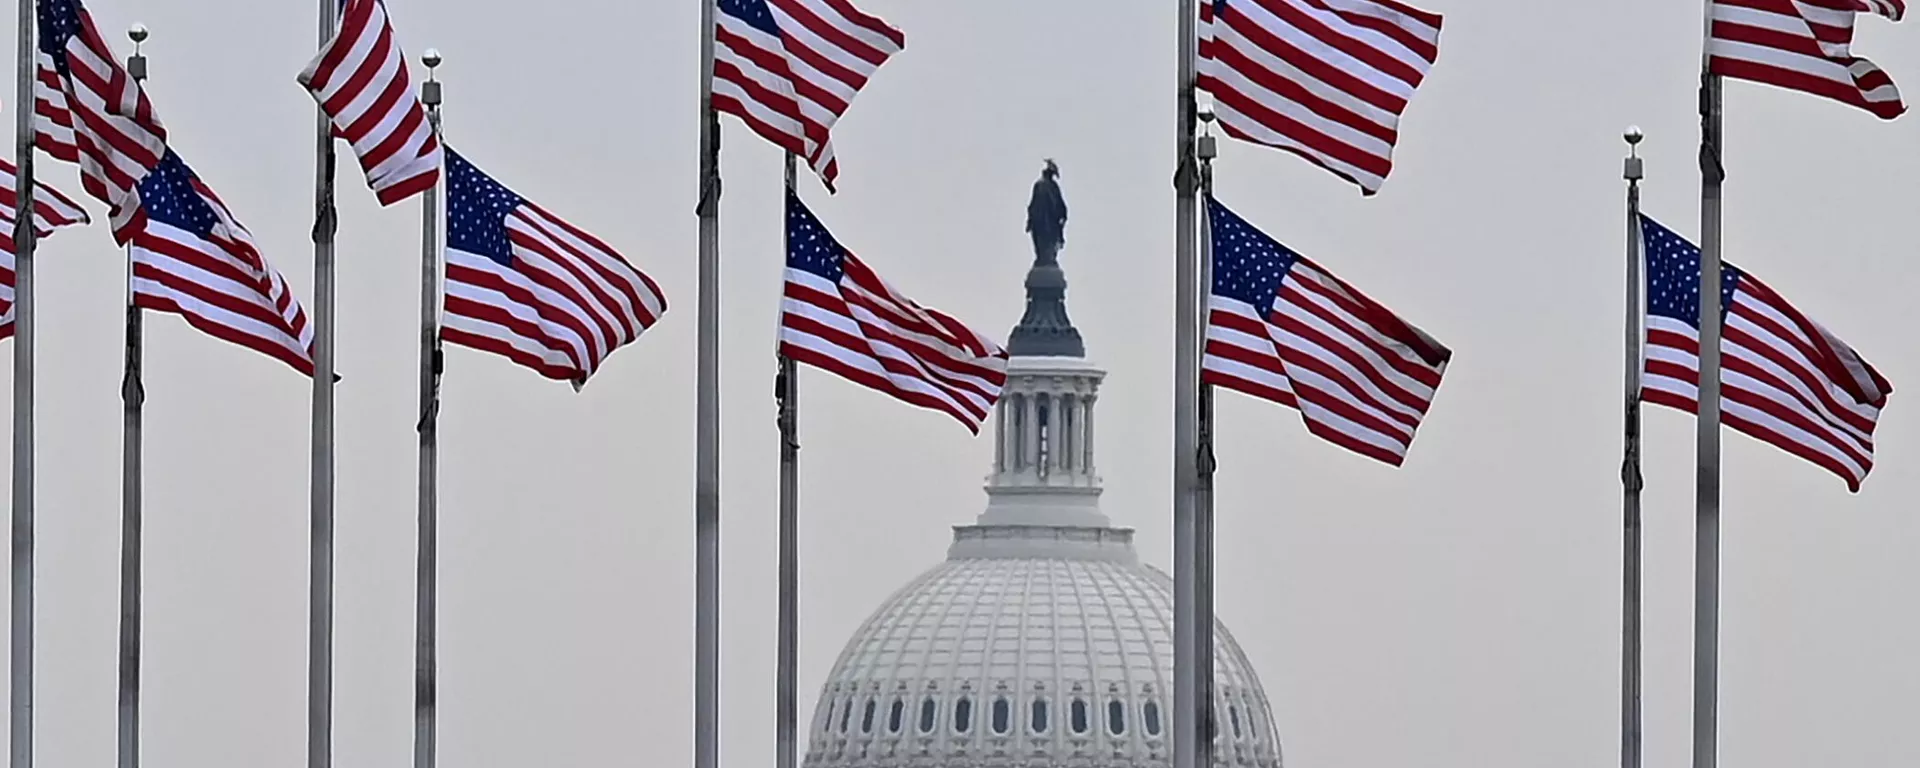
[802, 527, 1282, 768]
[804, 227, 1283, 767]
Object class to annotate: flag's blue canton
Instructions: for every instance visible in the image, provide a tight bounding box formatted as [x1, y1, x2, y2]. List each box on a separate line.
[444, 149, 522, 268]
[718, 0, 782, 36]
[1207, 197, 1297, 317]
[1641, 215, 1742, 330]
[785, 191, 846, 283]
[137, 152, 221, 237]
[37, 0, 81, 76]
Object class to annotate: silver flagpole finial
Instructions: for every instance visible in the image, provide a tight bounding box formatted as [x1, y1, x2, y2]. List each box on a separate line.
[1623, 127, 1644, 182]
[127, 23, 148, 45]
[420, 50, 442, 107]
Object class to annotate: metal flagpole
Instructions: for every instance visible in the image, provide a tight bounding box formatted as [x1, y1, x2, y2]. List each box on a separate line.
[119, 25, 151, 768]
[1620, 126, 1645, 768]
[1693, 23, 1726, 767]
[1171, 0, 1202, 766]
[1194, 114, 1218, 762]
[695, 0, 724, 765]
[9, 0, 36, 764]
[309, 0, 341, 763]
[775, 155, 800, 768]
[413, 49, 445, 768]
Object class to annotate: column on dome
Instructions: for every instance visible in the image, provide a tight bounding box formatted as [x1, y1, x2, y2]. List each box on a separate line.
[1082, 395, 1096, 476]
[1060, 394, 1075, 472]
[1047, 394, 1064, 475]
[1008, 393, 1025, 472]
[1023, 392, 1040, 475]
[993, 399, 1007, 472]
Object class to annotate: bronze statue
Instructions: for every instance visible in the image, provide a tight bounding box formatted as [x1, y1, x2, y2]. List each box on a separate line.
[1025, 159, 1068, 266]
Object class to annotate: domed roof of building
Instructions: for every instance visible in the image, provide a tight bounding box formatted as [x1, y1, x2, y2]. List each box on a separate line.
[803, 164, 1282, 768]
[802, 529, 1280, 767]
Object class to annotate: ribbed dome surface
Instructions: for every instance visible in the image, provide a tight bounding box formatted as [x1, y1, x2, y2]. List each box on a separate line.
[803, 528, 1281, 768]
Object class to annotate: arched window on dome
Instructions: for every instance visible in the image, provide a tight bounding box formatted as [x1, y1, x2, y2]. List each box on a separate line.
[1069, 698, 1089, 734]
[860, 698, 877, 734]
[1142, 699, 1162, 737]
[953, 696, 973, 734]
[838, 696, 853, 734]
[991, 696, 1011, 735]
[1107, 699, 1126, 736]
[918, 697, 937, 734]
[819, 698, 835, 735]
[1029, 696, 1050, 734]
[888, 698, 905, 734]
[1229, 704, 1243, 740]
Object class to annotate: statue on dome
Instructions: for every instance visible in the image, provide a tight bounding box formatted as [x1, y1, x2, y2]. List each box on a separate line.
[1025, 159, 1067, 267]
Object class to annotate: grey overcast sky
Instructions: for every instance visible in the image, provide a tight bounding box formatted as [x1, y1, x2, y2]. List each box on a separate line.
[1, 0, 1916, 765]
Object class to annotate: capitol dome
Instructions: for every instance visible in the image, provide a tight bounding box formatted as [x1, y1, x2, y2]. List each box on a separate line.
[802, 177, 1283, 768]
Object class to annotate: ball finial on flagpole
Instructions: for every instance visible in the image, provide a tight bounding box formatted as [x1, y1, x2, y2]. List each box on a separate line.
[1624, 125, 1644, 147]
[421, 49, 442, 107]
[126, 24, 149, 80]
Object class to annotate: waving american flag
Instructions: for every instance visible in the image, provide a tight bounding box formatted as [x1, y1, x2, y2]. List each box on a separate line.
[1203, 196, 1450, 465]
[117, 152, 316, 374]
[440, 149, 667, 385]
[1198, 0, 1443, 194]
[1709, 0, 1905, 119]
[781, 191, 1007, 432]
[714, 0, 904, 189]
[0, 158, 91, 340]
[300, 0, 442, 205]
[1640, 215, 1892, 491]
[34, 0, 168, 214]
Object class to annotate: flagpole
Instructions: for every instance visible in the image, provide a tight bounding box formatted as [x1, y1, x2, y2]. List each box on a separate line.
[1620, 125, 1645, 768]
[775, 155, 800, 768]
[1194, 112, 1218, 761]
[309, 0, 341, 763]
[695, 0, 723, 766]
[413, 49, 444, 768]
[1171, 0, 1202, 766]
[1693, 53, 1726, 768]
[8, 0, 36, 763]
[118, 25, 151, 768]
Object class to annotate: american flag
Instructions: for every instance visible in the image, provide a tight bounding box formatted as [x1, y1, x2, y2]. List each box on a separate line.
[125, 152, 315, 375]
[1198, 0, 1443, 194]
[440, 148, 667, 385]
[781, 191, 1008, 433]
[299, 0, 442, 205]
[0, 158, 91, 340]
[1708, 0, 1905, 119]
[35, 0, 169, 214]
[1639, 215, 1891, 491]
[1202, 197, 1450, 465]
[713, 0, 904, 189]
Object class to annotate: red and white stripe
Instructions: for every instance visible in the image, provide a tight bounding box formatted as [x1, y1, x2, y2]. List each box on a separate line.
[713, 0, 904, 189]
[1205, 257, 1450, 466]
[781, 254, 1008, 433]
[127, 175, 315, 376]
[1709, 0, 1906, 119]
[34, 1, 168, 214]
[0, 158, 90, 339]
[442, 204, 668, 385]
[1198, 0, 1442, 194]
[299, 0, 442, 205]
[1644, 274, 1891, 492]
